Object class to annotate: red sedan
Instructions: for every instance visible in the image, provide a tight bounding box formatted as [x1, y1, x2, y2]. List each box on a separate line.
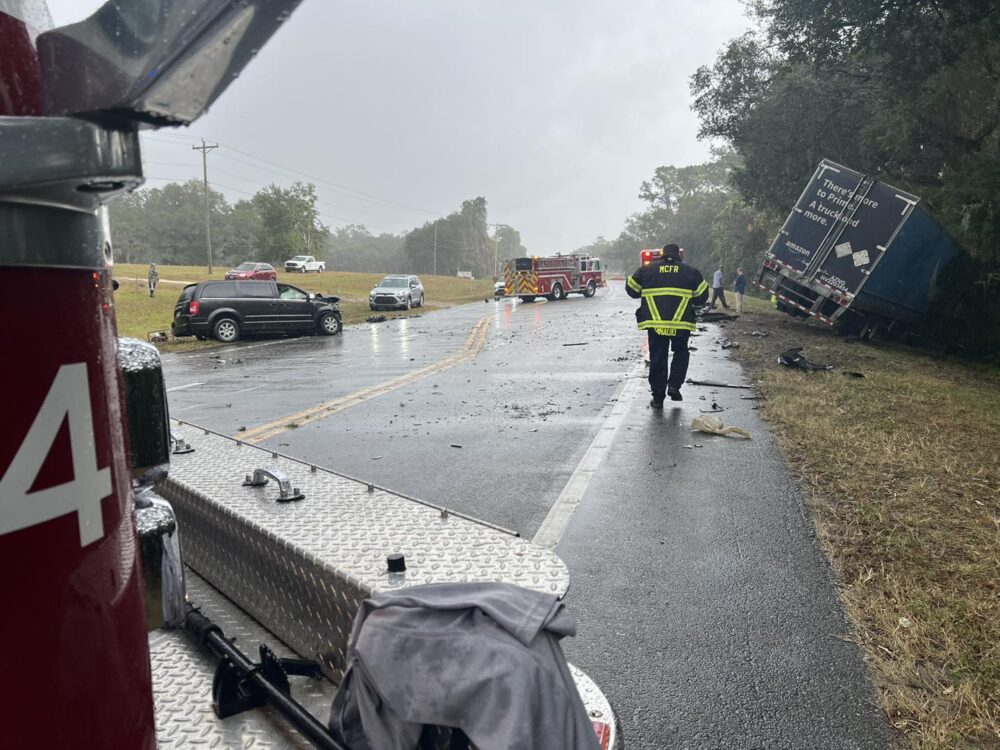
[225, 262, 277, 280]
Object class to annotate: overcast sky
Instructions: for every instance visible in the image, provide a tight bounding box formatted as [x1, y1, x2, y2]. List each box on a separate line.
[46, 0, 750, 252]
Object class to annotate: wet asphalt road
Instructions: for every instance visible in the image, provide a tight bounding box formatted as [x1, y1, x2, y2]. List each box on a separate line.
[163, 287, 891, 749]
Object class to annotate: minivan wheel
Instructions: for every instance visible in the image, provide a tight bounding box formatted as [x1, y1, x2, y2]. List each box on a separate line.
[319, 312, 342, 336]
[213, 317, 240, 343]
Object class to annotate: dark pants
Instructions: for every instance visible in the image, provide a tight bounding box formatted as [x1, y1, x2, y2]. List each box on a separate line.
[710, 287, 728, 308]
[647, 330, 690, 398]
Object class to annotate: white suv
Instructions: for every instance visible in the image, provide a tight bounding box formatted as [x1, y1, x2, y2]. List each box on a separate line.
[369, 275, 425, 310]
[284, 255, 325, 273]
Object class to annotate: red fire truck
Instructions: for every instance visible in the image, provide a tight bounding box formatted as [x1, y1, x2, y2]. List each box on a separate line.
[503, 253, 606, 302]
[640, 248, 663, 266]
[639, 247, 686, 266]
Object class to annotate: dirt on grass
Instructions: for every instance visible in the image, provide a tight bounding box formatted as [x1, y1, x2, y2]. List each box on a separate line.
[713, 300, 1000, 749]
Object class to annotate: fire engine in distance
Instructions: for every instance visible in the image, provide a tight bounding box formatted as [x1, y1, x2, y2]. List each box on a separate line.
[501, 253, 606, 302]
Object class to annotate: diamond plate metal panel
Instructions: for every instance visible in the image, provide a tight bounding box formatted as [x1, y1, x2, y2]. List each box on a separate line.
[151, 571, 339, 749]
[160, 422, 570, 681]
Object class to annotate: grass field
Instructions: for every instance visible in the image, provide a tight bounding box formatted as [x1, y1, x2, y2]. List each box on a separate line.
[720, 308, 1000, 749]
[113, 264, 493, 350]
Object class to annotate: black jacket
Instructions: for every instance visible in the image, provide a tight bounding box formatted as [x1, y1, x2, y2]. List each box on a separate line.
[626, 260, 708, 334]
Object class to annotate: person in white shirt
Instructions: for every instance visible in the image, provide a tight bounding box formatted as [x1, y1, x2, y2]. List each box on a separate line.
[710, 266, 729, 309]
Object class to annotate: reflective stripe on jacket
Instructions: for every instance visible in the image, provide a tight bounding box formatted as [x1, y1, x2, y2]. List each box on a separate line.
[626, 260, 708, 334]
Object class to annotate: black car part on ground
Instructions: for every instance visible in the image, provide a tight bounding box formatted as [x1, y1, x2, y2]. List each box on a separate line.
[185, 606, 347, 750]
[777, 347, 834, 371]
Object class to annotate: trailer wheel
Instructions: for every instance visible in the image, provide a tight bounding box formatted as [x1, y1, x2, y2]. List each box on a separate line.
[583, 280, 596, 297]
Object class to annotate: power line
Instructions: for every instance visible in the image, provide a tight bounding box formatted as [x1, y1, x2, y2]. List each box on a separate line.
[144, 133, 445, 218]
[143, 133, 606, 246]
[144, 133, 599, 243]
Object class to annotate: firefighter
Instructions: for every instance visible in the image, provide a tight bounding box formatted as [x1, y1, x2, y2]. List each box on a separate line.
[626, 243, 708, 407]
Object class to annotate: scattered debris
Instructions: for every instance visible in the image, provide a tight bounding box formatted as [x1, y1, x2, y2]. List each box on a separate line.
[739, 395, 764, 401]
[683, 445, 693, 449]
[700, 401, 724, 413]
[372, 456, 382, 460]
[562, 342, 588, 347]
[366, 315, 387, 323]
[697, 311, 739, 322]
[450, 444, 462, 449]
[237, 426, 246, 432]
[843, 371, 865, 378]
[720, 339, 740, 350]
[778, 347, 833, 371]
[750, 330, 769, 337]
[686, 379, 753, 389]
[691, 414, 752, 439]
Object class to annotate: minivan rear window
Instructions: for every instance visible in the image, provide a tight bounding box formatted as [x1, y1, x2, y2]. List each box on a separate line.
[201, 281, 238, 298]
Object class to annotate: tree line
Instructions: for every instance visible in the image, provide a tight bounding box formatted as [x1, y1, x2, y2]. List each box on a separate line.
[109, 180, 522, 279]
[582, 0, 998, 355]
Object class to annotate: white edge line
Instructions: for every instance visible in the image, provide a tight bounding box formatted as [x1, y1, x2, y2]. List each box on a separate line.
[532, 367, 643, 548]
[166, 381, 205, 393]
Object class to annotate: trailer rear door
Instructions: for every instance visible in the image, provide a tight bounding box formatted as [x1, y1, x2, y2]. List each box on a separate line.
[813, 180, 918, 297]
[767, 161, 865, 274]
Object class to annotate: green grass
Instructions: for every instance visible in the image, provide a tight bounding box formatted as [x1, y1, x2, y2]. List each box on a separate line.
[113, 264, 493, 351]
[725, 312, 1000, 749]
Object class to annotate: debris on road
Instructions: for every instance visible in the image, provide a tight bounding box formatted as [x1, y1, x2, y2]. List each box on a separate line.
[740, 395, 764, 401]
[700, 401, 724, 413]
[450, 444, 462, 449]
[692, 414, 752, 439]
[366, 315, 387, 323]
[720, 339, 740, 350]
[750, 330, 769, 337]
[686, 379, 753, 389]
[562, 342, 589, 347]
[697, 311, 739, 322]
[778, 347, 833, 371]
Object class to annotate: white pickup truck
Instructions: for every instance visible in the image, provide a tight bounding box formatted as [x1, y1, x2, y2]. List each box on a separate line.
[284, 255, 326, 273]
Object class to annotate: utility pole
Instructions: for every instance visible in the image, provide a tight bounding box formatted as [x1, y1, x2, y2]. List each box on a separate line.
[192, 139, 219, 273]
[433, 223, 438, 276]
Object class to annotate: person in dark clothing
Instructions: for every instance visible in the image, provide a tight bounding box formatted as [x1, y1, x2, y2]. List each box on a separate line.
[733, 267, 746, 314]
[626, 243, 709, 406]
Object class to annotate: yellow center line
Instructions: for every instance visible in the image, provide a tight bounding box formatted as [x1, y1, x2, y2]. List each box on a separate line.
[238, 316, 492, 444]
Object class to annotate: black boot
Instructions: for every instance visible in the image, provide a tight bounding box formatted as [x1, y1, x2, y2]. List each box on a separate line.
[667, 386, 682, 401]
